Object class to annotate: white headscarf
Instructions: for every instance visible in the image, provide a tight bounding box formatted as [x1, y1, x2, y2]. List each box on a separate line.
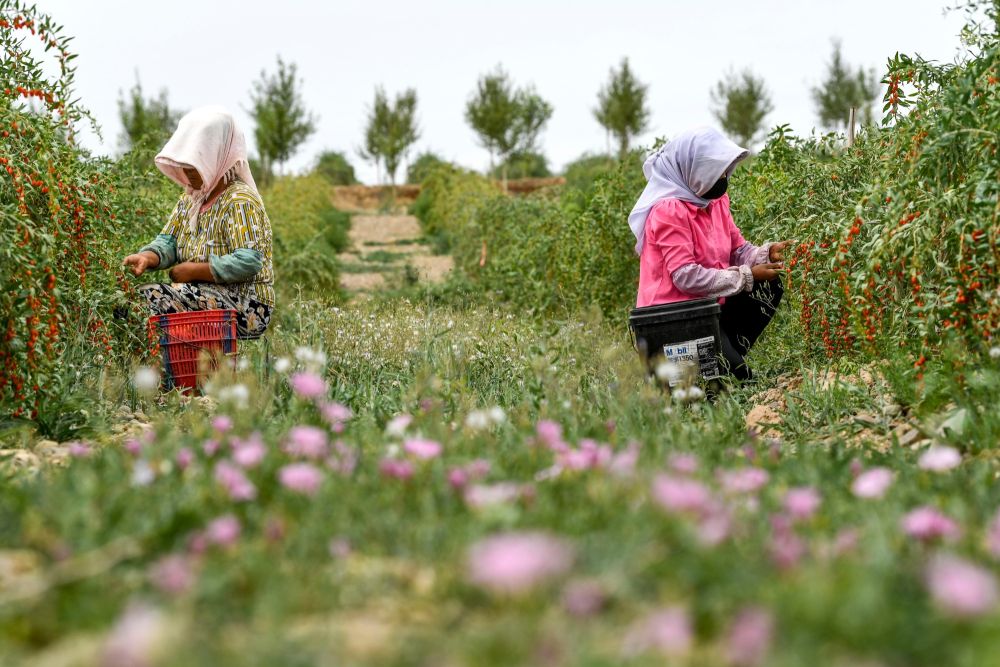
[628, 126, 749, 254]
[154, 106, 259, 233]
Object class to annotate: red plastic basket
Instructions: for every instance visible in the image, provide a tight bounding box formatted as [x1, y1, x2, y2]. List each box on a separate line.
[147, 309, 238, 392]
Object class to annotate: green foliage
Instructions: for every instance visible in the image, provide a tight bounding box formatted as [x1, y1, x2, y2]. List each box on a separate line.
[465, 67, 553, 183]
[263, 175, 349, 301]
[406, 151, 449, 184]
[710, 68, 774, 148]
[116, 75, 182, 154]
[410, 163, 496, 252]
[594, 58, 650, 159]
[360, 87, 420, 186]
[248, 56, 317, 181]
[312, 150, 357, 185]
[0, 2, 172, 426]
[450, 158, 644, 317]
[489, 150, 550, 180]
[812, 40, 881, 128]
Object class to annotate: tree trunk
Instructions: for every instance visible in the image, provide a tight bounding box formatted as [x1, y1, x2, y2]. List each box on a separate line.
[618, 133, 629, 161]
[501, 162, 508, 194]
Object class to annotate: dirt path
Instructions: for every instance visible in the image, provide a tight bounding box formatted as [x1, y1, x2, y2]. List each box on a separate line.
[338, 214, 453, 297]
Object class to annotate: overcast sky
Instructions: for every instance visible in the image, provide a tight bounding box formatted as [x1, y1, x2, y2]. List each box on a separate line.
[38, 0, 968, 184]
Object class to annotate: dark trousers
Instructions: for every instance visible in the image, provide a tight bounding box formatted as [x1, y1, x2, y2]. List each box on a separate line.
[719, 278, 783, 380]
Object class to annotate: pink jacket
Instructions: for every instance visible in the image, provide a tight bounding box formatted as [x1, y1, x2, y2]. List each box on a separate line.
[636, 194, 770, 308]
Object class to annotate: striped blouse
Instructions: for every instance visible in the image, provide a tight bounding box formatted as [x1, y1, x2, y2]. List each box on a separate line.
[153, 180, 275, 306]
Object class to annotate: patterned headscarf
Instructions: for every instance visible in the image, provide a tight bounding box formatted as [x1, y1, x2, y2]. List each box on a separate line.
[155, 106, 259, 232]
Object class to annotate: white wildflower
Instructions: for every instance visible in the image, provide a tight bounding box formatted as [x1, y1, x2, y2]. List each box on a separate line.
[131, 460, 155, 487]
[655, 360, 682, 384]
[133, 366, 160, 394]
[990, 347, 1000, 361]
[465, 410, 491, 430]
[487, 406, 507, 424]
[274, 357, 291, 373]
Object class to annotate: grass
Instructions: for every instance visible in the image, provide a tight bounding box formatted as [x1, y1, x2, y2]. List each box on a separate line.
[2, 293, 999, 666]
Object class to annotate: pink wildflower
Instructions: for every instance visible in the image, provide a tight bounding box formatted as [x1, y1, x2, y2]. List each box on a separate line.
[986, 509, 1000, 559]
[623, 606, 692, 657]
[718, 467, 770, 494]
[697, 504, 733, 546]
[467, 531, 574, 594]
[562, 579, 608, 617]
[901, 506, 961, 542]
[149, 554, 195, 596]
[213, 461, 257, 501]
[851, 467, 894, 499]
[101, 602, 167, 667]
[403, 437, 443, 460]
[123, 438, 142, 456]
[609, 441, 640, 477]
[918, 445, 962, 472]
[925, 554, 999, 617]
[211, 415, 232, 433]
[205, 514, 241, 547]
[770, 514, 805, 570]
[385, 414, 413, 437]
[464, 482, 525, 510]
[321, 402, 353, 426]
[783, 487, 821, 521]
[379, 458, 415, 480]
[202, 439, 220, 457]
[175, 447, 194, 470]
[536, 419, 565, 450]
[278, 463, 324, 496]
[289, 371, 327, 399]
[651, 474, 714, 515]
[232, 433, 266, 468]
[668, 452, 699, 475]
[284, 425, 328, 459]
[326, 441, 357, 475]
[68, 441, 92, 458]
[724, 607, 774, 666]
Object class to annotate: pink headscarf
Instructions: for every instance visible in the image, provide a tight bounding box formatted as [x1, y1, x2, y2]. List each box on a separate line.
[154, 106, 259, 232]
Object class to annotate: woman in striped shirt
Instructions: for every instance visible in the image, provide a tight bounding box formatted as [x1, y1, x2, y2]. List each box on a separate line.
[122, 107, 274, 338]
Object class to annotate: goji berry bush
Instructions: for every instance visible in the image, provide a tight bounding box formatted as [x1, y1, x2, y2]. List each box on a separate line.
[0, 1, 171, 427]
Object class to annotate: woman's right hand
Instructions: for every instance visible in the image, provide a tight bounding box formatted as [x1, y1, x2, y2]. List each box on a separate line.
[751, 262, 783, 282]
[122, 251, 159, 277]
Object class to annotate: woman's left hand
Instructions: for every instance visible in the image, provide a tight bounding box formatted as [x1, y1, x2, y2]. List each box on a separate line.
[769, 240, 794, 262]
[168, 262, 214, 283]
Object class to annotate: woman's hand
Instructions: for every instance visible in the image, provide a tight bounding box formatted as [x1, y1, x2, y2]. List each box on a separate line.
[751, 262, 784, 282]
[122, 251, 159, 276]
[768, 240, 794, 262]
[168, 262, 214, 283]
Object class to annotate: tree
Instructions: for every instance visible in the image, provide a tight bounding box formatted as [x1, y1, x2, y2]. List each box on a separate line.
[490, 151, 550, 180]
[594, 58, 650, 160]
[710, 68, 774, 148]
[359, 87, 420, 187]
[811, 40, 881, 129]
[248, 56, 317, 182]
[117, 75, 182, 153]
[313, 150, 357, 185]
[406, 151, 448, 184]
[465, 67, 553, 188]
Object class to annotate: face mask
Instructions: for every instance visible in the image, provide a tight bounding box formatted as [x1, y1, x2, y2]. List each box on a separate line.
[702, 175, 728, 200]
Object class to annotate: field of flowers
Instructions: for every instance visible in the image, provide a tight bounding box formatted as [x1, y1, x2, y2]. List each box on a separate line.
[3, 1, 1000, 665]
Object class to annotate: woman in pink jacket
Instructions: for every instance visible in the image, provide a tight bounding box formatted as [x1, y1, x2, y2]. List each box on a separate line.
[629, 127, 789, 380]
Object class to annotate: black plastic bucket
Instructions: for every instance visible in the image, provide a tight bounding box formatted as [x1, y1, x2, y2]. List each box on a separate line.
[629, 298, 722, 384]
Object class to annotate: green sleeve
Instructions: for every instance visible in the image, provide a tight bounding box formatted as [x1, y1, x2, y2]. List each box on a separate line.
[138, 234, 178, 270]
[209, 248, 263, 283]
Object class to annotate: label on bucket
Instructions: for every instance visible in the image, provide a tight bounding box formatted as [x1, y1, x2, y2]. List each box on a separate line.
[662, 336, 719, 385]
